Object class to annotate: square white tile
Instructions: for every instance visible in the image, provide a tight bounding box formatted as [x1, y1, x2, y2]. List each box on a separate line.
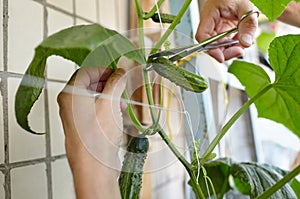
[48, 0, 73, 13]
[11, 164, 47, 199]
[98, 0, 117, 30]
[0, 0, 3, 71]
[47, 81, 68, 155]
[75, 0, 97, 22]
[75, 18, 92, 25]
[47, 56, 77, 82]
[0, 173, 4, 199]
[48, 8, 74, 36]
[0, 93, 4, 164]
[8, 0, 43, 74]
[52, 158, 75, 199]
[8, 78, 46, 162]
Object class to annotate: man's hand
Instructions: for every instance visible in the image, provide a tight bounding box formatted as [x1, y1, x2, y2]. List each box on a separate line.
[57, 66, 126, 199]
[196, 0, 258, 62]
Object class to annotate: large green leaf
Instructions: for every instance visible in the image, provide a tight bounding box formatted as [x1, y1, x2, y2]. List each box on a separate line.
[231, 162, 296, 198]
[256, 31, 276, 54]
[228, 35, 300, 139]
[251, 0, 291, 21]
[189, 158, 232, 198]
[15, 24, 144, 134]
[191, 158, 297, 198]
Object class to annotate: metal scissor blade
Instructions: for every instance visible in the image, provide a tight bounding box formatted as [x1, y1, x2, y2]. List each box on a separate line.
[148, 43, 197, 60]
[168, 40, 239, 62]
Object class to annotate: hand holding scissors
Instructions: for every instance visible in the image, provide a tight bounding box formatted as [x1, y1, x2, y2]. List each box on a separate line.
[147, 10, 259, 68]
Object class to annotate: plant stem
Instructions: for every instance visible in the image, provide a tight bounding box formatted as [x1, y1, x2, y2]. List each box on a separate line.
[158, 127, 206, 199]
[122, 91, 145, 132]
[134, 1, 205, 198]
[150, 0, 193, 54]
[134, 0, 146, 58]
[255, 164, 300, 199]
[143, 70, 157, 123]
[201, 84, 273, 163]
[143, 0, 165, 19]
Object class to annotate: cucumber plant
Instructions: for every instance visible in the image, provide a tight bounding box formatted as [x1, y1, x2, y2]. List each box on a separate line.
[15, 0, 300, 198]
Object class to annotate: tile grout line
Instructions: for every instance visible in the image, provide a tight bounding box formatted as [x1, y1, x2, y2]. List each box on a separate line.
[2, 0, 11, 198]
[33, 0, 95, 24]
[41, 1, 53, 199]
[95, 0, 100, 24]
[0, 154, 67, 171]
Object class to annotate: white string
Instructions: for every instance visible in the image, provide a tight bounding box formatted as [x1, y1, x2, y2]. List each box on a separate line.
[61, 84, 184, 114]
[184, 110, 211, 198]
[184, 110, 201, 183]
[154, 0, 164, 31]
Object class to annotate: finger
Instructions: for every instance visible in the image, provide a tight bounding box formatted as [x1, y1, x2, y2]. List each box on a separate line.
[207, 48, 225, 63]
[223, 46, 244, 61]
[195, 4, 219, 42]
[237, 4, 258, 47]
[72, 66, 113, 89]
[98, 68, 127, 103]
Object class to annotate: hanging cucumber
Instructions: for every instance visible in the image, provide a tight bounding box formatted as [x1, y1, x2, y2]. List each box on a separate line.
[150, 57, 208, 93]
[118, 135, 149, 199]
[151, 13, 177, 23]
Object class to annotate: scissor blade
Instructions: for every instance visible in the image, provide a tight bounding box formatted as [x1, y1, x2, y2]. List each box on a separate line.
[169, 40, 239, 62]
[148, 43, 197, 60]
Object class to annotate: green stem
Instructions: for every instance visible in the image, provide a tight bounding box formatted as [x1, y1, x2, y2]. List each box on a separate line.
[158, 127, 206, 199]
[153, 78, 164, 128]
[255, 164, 300, 199]
[201, 85, 273, 163]
[134, 1, 205, 198]
[104, 43, 144, 133]
[143, 0, 165, 19]
[134, 0, 146, 58]
[143, 70, 157, 122]
[150, 0, 193, 54]
[134, 0, 157, 123]
[122, 91, 145, 132]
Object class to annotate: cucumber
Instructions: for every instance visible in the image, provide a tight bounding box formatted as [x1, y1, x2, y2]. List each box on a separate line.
[150, 57, 208, 93]
[151, 13, 177, 23]
[119, 136, 149, 199]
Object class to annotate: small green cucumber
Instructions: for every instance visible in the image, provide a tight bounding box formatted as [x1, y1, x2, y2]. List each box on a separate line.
[150, 57, 208, 93]
[151, 13, 177, 23]
[119, 136, 149, 199]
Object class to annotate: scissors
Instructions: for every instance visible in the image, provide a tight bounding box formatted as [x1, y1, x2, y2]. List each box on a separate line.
[146, 10, 259, 70]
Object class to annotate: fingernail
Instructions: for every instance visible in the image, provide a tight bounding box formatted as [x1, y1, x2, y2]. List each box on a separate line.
[241, 34, 253, 46]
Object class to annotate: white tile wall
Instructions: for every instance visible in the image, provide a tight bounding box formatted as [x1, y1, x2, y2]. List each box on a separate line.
[11, 164, 47, 199]
[52, 159, 74, 199]
[8, 78, 45, 162]
[98, 0, 118, 29]
[47, 81, 68, 156]
[8, 0, 43, 74]
[0, 0, 3, 71]
[2, 0, 130, 198]
[75, 0, 97, 22]
[48, 0, 73, 13]
[0, 173, 4, 199]
[48, 8, 74, 35]
[0, 94, 4, 164]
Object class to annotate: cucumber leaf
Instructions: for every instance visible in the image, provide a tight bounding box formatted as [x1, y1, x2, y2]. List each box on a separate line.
[15, 24, 144, 134]
[190, 158, 297, 198]
[231, 162, 296, 198]
[256, 31, 276, 54]
[250, 0, 291, 21]
[189, 158, 231, 198]
[228, 34, 300, 139]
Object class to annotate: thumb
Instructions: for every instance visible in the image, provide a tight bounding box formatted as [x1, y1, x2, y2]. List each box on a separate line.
[100, 68, 127, 103]
[237, 9, 258, 47]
